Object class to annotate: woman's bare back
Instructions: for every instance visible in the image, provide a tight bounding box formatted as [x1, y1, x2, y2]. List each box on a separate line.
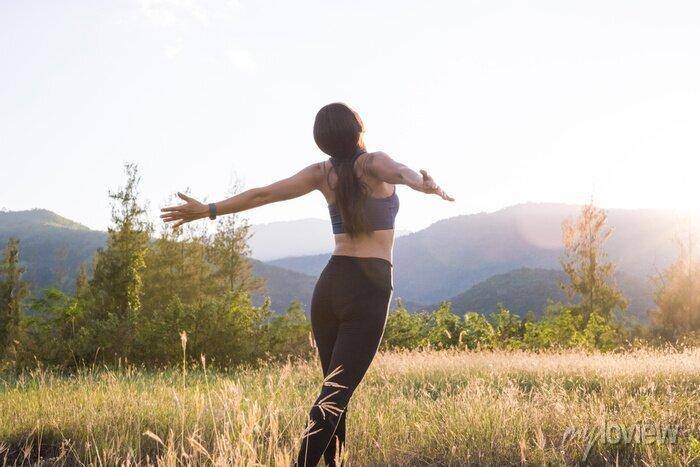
[317, 152, 397, 262]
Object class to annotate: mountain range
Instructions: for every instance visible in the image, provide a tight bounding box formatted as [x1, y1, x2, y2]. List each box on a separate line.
[267, 203, 688, 318]
[0, 209, 317, 312]
[1, 203, 688, 318]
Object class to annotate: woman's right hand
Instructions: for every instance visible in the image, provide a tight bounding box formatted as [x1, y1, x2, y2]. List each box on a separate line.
[160, 192, 209, 228]
[419, 169, 455, 201]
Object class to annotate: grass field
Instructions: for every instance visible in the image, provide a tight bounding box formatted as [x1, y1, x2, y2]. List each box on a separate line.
[1, 348, 699, 466]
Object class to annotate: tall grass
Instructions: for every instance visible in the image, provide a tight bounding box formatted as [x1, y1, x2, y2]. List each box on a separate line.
[1, 348, 699, 465]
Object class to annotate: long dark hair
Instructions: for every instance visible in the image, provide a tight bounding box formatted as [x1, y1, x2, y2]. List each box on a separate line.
[313, 102, 370, 237]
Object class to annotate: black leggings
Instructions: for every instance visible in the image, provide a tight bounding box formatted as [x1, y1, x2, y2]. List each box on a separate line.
[296, 255, 393, 466]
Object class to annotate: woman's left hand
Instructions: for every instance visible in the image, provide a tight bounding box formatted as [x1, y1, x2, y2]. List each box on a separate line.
[419, 170, 455, 201]
[160, 192, 209, 228]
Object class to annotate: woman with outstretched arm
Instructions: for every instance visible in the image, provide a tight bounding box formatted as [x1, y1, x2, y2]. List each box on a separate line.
[161, 102, 454, 466]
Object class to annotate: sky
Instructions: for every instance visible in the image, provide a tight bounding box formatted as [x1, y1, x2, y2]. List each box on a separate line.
[1, 0, 700, 232]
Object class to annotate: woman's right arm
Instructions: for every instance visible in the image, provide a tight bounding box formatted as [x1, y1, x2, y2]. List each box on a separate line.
[366, 151, 455, 201]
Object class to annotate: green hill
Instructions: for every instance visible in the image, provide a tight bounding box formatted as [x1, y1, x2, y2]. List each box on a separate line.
[439, 268, 568, 316]
[1, 205, 672, 318]
[436, 267, 653, 321]
[0, 209, 318, 313]
[270, 203, 684, 309]
[0, 209, 108, 291]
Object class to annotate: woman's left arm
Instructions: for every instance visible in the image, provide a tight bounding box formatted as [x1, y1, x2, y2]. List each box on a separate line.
[161, 163, 322, 228]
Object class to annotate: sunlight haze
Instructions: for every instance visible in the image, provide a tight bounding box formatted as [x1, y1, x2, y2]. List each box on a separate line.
[2, 0, 699, 231]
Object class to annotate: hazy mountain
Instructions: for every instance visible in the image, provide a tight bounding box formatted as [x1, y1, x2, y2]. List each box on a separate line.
[249, 218, 410, 261]
[249, 259, 317, 312]
[267, 203, 687, 307]
[268, 253, 331, 277]
[0, 209, 317, 313]
[436, 267, 654, 321]
[439, 268, 569, 317]
[1, 204, 682, 318]
[0, 209, 107, 291]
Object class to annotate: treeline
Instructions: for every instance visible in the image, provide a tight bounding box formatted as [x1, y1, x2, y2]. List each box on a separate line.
[0, 166, 310, 369]
[1, 166, 699, 370]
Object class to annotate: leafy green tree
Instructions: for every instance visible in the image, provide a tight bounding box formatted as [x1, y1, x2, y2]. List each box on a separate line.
[426, 301, 464, 348]
[208, 212, 263, 297]
[132, 296, 191, 364]
[0, 238, 29, 361]
[491, 306, 523, 349]
[135, 184, 267, 366]
[561, 203, 627, 325]
[461, 312, 495, 349]
[86, 163, 151, 360]
[186, 291, 271, 367]
[141, 230, 209, 313]
[381, 304, 427, 349]
[75, 263, 90, 297]
[576, 311, 618, 350]
[650, 235, 700, 341]
[523, 304, 582, 349]
[19, 288, 86, 366]
[264, 300, 312, 358]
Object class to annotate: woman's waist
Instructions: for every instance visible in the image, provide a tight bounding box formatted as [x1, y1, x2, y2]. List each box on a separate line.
[324, 253, 394, 291]
[328, 254, 393, 268]
[331, 241, 393, 265]
[333, 228, 393, 250]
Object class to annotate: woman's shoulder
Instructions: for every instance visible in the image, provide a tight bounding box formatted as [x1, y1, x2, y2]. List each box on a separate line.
[358, 150, 392, 176]
[361, 150, 393, 166]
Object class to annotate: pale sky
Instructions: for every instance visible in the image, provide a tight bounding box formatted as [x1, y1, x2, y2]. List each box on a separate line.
[2, 0, 700, 232]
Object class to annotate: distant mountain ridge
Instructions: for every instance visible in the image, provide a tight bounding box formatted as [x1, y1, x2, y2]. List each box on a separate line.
[0, 209, 93, 232]
[0, 209, 317, 313]
[438, 268, 569, 316]
[268, 203, 688, 314]
[249, 260, 317, 310]
[436, 267, 654, 321]
[0, 209, 108, 291]
[1, 204, 684, 318]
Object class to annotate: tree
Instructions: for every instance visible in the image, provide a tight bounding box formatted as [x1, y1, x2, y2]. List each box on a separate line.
[577, 311, 618, 350]
[134, 184, 267, 366]
[20, 288, 85, 367]
[650, 233, 700, 341]
[561, 203, 626, 326]
[75, 263, 89, 297]
[265, 300, 312, 358]
[523, 304, 582, 350]
[87, 163, 151, 359]
[381, 304, 427, 350]
[0, 238, 29, 361]
[461, 312, 495, 349]
[490, 306, 523, 349]
[141, 228, 210, 313]
[425, 301, 464, 348]
[207, 185, 263, 297]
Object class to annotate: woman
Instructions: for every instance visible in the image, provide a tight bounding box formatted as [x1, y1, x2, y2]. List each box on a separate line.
[161, 102, 454, 466]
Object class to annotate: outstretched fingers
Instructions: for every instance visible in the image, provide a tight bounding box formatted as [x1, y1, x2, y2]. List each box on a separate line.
[420, 169, 454, 201]
[177, 191, 195, 202]
[437, 187, 455, 202]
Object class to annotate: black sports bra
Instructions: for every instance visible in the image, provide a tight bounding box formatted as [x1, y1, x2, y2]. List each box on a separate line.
[327, 149, 400, 234]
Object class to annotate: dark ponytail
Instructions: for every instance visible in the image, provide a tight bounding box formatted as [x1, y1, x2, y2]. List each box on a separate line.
[313, 103, 370, 237]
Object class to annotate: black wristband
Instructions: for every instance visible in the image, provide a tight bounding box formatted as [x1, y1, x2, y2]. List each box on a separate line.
[208, 203, 217, 220]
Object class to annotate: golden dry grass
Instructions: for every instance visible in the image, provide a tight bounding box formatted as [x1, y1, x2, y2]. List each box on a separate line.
[1, 348, 699, 466]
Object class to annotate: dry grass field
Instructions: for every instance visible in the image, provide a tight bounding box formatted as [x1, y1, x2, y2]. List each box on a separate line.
[1, 348, 699, 466]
